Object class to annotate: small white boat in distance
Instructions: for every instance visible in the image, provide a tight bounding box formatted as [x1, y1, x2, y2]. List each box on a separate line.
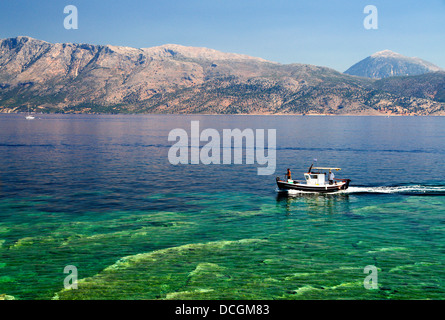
[25, 107, 35, 120]
[276, 164, 351, 193]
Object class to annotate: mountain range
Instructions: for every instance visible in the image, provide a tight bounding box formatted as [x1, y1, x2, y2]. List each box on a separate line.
[0, 36, 444, 115]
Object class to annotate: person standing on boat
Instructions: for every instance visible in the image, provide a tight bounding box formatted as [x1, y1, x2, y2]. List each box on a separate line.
[286, 168, 292, 180]
[328, 170, 335, 184]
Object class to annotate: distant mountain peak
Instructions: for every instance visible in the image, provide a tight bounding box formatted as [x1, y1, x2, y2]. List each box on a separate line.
[371, 50, 403, 58]
[345, 50, 442, 79]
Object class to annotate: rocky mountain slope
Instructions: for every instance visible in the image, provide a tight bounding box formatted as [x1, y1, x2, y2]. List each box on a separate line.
[0, 37, 444, 115]
[344, 50, 442, 79]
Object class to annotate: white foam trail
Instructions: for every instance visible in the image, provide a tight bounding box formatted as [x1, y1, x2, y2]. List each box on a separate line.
[340, 185, 445, 194]
[276, 188, 345, 195]
[283, 189, 319, 195]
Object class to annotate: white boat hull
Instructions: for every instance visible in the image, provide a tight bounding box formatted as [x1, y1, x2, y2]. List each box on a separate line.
[276, 178, 351, 193]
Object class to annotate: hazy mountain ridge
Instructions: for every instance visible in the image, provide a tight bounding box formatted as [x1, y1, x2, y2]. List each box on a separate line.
[0, 37, 444, 115]
[344, 50, 442, 79]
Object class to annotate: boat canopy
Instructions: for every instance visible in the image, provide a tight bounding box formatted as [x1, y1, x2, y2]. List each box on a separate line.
[312, 167, 341, 171]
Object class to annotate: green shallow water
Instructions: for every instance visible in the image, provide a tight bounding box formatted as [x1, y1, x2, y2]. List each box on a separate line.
[1, 114, 444, 300]
[1, 191, 444, 300]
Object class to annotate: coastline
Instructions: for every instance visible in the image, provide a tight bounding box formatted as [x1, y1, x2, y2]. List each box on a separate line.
[2, 110, 445, 116]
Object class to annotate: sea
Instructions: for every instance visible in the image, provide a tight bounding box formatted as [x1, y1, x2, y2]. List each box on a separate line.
[0, 114, 444, 300]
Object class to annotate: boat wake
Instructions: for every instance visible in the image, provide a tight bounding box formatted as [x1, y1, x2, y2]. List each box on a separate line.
[341, 185, 445, 195]
[277, 185, 445, 196]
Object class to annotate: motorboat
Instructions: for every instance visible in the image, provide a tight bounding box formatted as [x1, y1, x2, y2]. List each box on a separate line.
[276, 164, 351, 193]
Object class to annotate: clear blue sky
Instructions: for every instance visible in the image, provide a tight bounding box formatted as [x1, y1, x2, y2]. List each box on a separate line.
[1, 0, 444, 72]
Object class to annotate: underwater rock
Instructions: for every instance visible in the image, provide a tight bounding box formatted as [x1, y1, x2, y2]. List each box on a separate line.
[0, 276, 14, 283]
[9, 237, 34, 249]
[9, 236, 57, 249]
[288, 281, 365, 299]
[389, 262, 438, 273]
[284, 272, 314, 280]
[367, 247, 408, 254]
[165, 289, 214, 300]
[187, 262, 231, 288]
[292, 285, 322, 295]
[188, 262, 227, 277]
[104, 238, 265, 271]
[329, 281, 363, 290]
[0, 226, 10, 235]
[54, 238, 267, 300]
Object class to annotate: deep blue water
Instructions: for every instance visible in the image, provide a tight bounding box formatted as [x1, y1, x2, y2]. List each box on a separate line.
[0, 114, 444, 299]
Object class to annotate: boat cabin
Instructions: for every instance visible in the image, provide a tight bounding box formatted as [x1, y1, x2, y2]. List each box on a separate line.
[304, 173, 326, 186]
[305, 167, 341, 186]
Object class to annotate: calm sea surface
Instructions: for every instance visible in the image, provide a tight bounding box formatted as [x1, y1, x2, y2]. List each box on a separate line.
[0, 114, 444, 299]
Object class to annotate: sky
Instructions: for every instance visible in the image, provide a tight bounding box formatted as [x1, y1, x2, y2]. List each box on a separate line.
[0, 0, 444, 72]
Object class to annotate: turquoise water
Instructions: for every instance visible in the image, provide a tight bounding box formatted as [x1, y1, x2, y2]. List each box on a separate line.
[0, 114, 444, 300]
